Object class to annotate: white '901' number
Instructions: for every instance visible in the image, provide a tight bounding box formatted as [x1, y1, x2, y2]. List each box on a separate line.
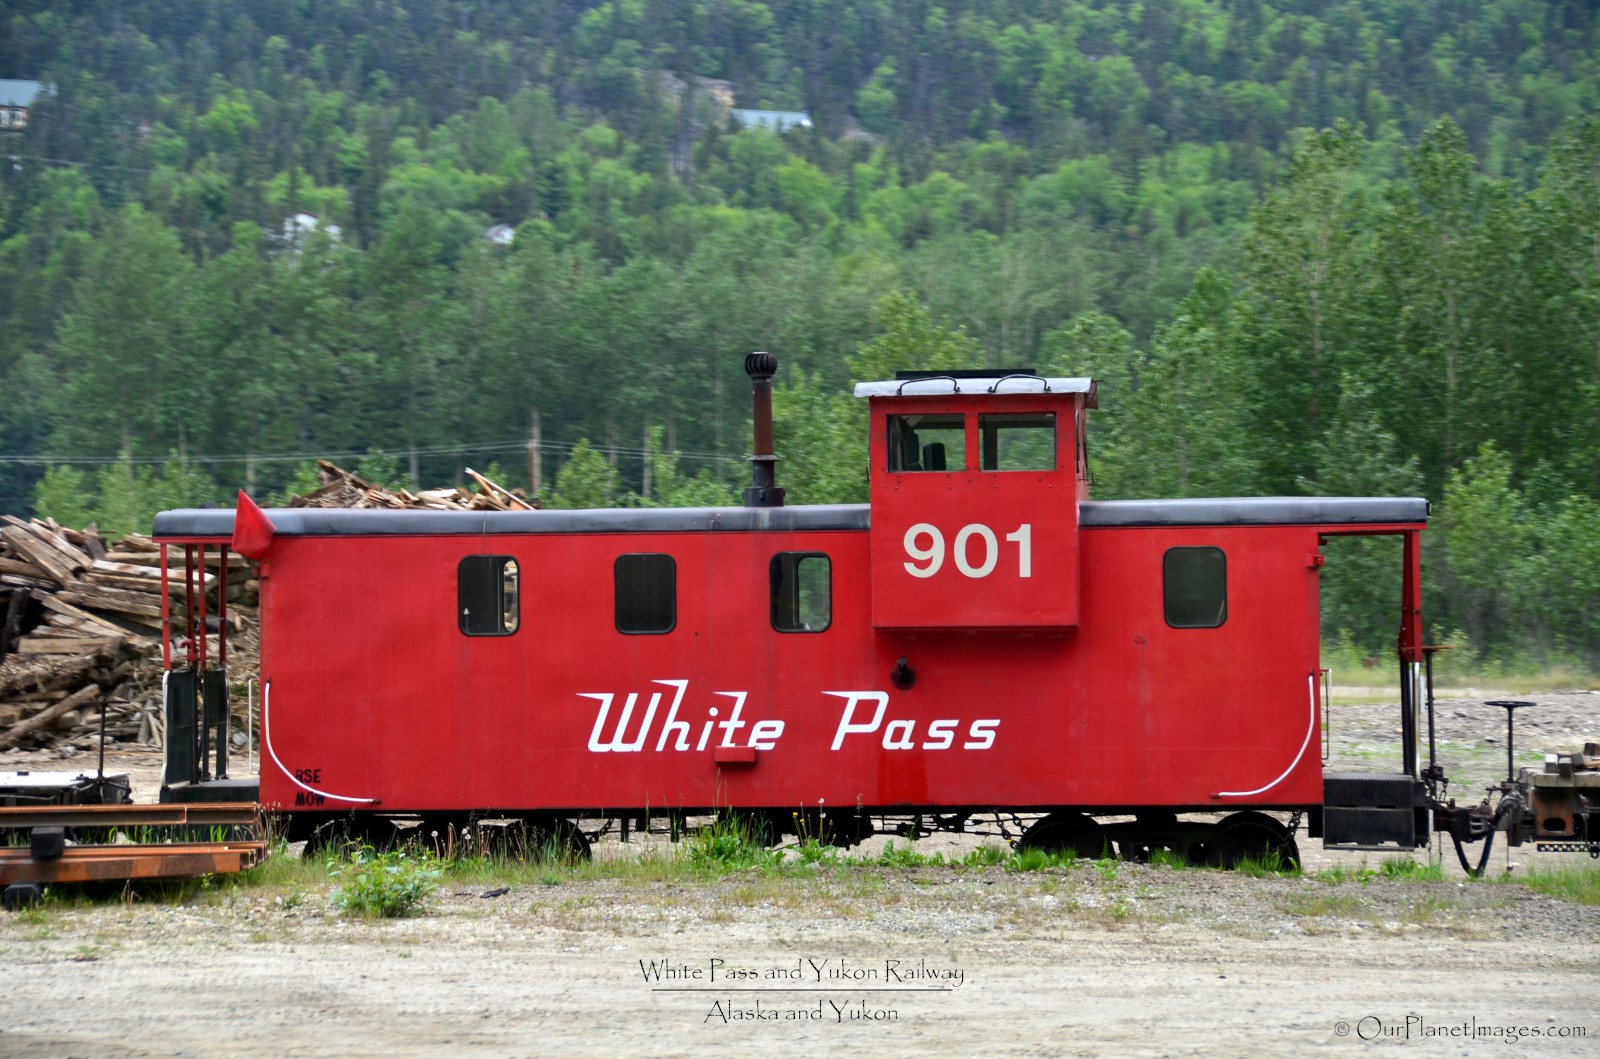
[903, 522, 1032, 579]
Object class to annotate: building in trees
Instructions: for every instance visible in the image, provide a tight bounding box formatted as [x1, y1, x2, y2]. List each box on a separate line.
[279, 212, 342, 247]
[0, 80, 48, 132]
[730, 109, 812, 133]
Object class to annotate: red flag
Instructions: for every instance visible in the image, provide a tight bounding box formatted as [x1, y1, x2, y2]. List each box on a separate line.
[231, 490, 275, 560]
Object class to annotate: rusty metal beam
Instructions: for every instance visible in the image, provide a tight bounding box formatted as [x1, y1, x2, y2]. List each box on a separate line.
[0, 802, 259, 830]
[0, 841, 267, 884]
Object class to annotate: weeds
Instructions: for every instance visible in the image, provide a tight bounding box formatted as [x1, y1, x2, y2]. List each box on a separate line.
[794, 839, 840, 866]
[874, 840, 944, 868]
[25, 810, 1572, 927]
[14, 901, 53, 929]
[1313, 862, 1380, 886]
[686, 817, 783, 872]
[1506, 862, 1600, 905]
[1399, 894, 1458, 924]
[1005, 848, 1077, 873]
[1321, 635, 1599, 694]
[1149, 848, 1190, 870]
[957, 844, 1011, 867]
[327, 845, 441, 918]
[1233, 851, 1300, 878]
[1380, 857, 1445, 882]
[1277, 891, 1365, 918]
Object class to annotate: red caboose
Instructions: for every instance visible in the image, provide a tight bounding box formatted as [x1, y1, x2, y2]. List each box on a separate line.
[154, 356, 1435, 862]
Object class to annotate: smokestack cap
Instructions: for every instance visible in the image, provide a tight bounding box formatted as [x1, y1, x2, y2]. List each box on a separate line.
[745, 352, 778, 380]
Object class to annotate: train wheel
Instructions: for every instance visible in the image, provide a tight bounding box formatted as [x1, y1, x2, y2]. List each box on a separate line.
[1208, 811, 1300, 870]
[3, 883, 44, 911]
[1018, 813, 1111, 858]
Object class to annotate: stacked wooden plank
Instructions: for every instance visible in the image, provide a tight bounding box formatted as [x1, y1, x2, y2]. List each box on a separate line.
[291, 460, 539, 511]
[0, 517, 256, 755]
[2, 463, 523, 755]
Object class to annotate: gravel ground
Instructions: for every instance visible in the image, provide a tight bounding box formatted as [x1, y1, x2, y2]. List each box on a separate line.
[2, 689, 1598, 1057]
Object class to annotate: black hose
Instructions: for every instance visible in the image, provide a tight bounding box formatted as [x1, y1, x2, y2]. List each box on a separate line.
[1451, 828, 1496, 877]
[1450, 798, 1517, 878]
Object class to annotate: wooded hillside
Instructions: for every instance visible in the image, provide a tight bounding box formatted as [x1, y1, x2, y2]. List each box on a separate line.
[1, 1, 1598, 663]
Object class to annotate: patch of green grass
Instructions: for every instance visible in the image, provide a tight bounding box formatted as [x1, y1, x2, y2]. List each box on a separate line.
[1278, 891, 1364, 917]
[1320, 638, 1600, 694]
[274, 889, 307, 911]
[1314, 862, 1379, 886]
[1004, 847, 1077, 873]
[1232, 851, 1300, 878]
[871, 840, 945, 867]
[1399, 894, 1458, 924]
[864, 844, 934, 870]
[685, 816, 784, 872]
[1148, 847, 1190, 870]
[580, 845, 701, 884]
[794, 838, 841, 865]
[1380, 856, 1446, 881]
[1511, 862, 1600, 905]
[955, 843, 1010, 867]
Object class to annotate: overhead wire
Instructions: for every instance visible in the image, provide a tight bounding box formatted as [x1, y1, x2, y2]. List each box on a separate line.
[0, 437, 742, 467]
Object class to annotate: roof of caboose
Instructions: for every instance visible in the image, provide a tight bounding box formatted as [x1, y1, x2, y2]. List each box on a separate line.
[152, 496, 1426, 540]
[853, 374, 1096, 404]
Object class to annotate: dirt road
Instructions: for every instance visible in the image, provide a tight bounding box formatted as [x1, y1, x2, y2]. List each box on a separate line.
[3, 859, 1597, 1058]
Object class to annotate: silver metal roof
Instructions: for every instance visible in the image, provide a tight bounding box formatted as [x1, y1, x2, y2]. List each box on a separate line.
[153, 505, 874, 538]
[1079, 496, 1429, 527]
[730, 109, 812, 131]
[854, 376, 1096, 398]
[153, 495, 1427, 539]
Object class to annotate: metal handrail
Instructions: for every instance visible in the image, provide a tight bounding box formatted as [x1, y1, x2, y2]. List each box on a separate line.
[987, 374, 1052, 393]
[895, 375, 960, 395]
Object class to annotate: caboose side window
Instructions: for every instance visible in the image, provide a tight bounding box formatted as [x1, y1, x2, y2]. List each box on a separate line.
[615, 553, 676, 634]
[888, 414, 966, 472]
[1164, 547, 1227, 628]
[458, 556, 519, 636]
[771, 552, 831, 632]
[979, 413, 1056, 471]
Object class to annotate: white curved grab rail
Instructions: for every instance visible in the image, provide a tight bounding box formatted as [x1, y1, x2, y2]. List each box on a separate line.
[262, 680, 378, 805]
[1214, 674, 1317, 799]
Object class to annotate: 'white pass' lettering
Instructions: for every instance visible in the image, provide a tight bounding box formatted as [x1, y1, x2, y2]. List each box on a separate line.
[578, 682, 998, 754]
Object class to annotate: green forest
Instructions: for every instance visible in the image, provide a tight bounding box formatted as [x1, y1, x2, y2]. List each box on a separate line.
[1, 0, 1599, 665]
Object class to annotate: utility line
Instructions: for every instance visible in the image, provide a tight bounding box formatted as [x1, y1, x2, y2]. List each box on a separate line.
[0, 438, 742, 467]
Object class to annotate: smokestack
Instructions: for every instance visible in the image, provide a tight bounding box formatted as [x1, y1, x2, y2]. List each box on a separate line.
[743, 352, 784, 508]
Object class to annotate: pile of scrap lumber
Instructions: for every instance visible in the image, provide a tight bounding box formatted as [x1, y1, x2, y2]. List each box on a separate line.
[291, 460, 538, 511]
[0, 517, 256, 756]
[1, 462, 526, 756]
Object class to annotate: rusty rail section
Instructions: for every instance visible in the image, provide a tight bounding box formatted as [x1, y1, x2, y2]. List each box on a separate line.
[0, 801, 266, 887]
[0, 802, 259, 829]
[0, 841, 267, 884]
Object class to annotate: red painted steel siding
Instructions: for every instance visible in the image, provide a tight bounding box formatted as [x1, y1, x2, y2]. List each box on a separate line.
[867, 393, 1083, 630]
[257, 520, 1324, 815]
